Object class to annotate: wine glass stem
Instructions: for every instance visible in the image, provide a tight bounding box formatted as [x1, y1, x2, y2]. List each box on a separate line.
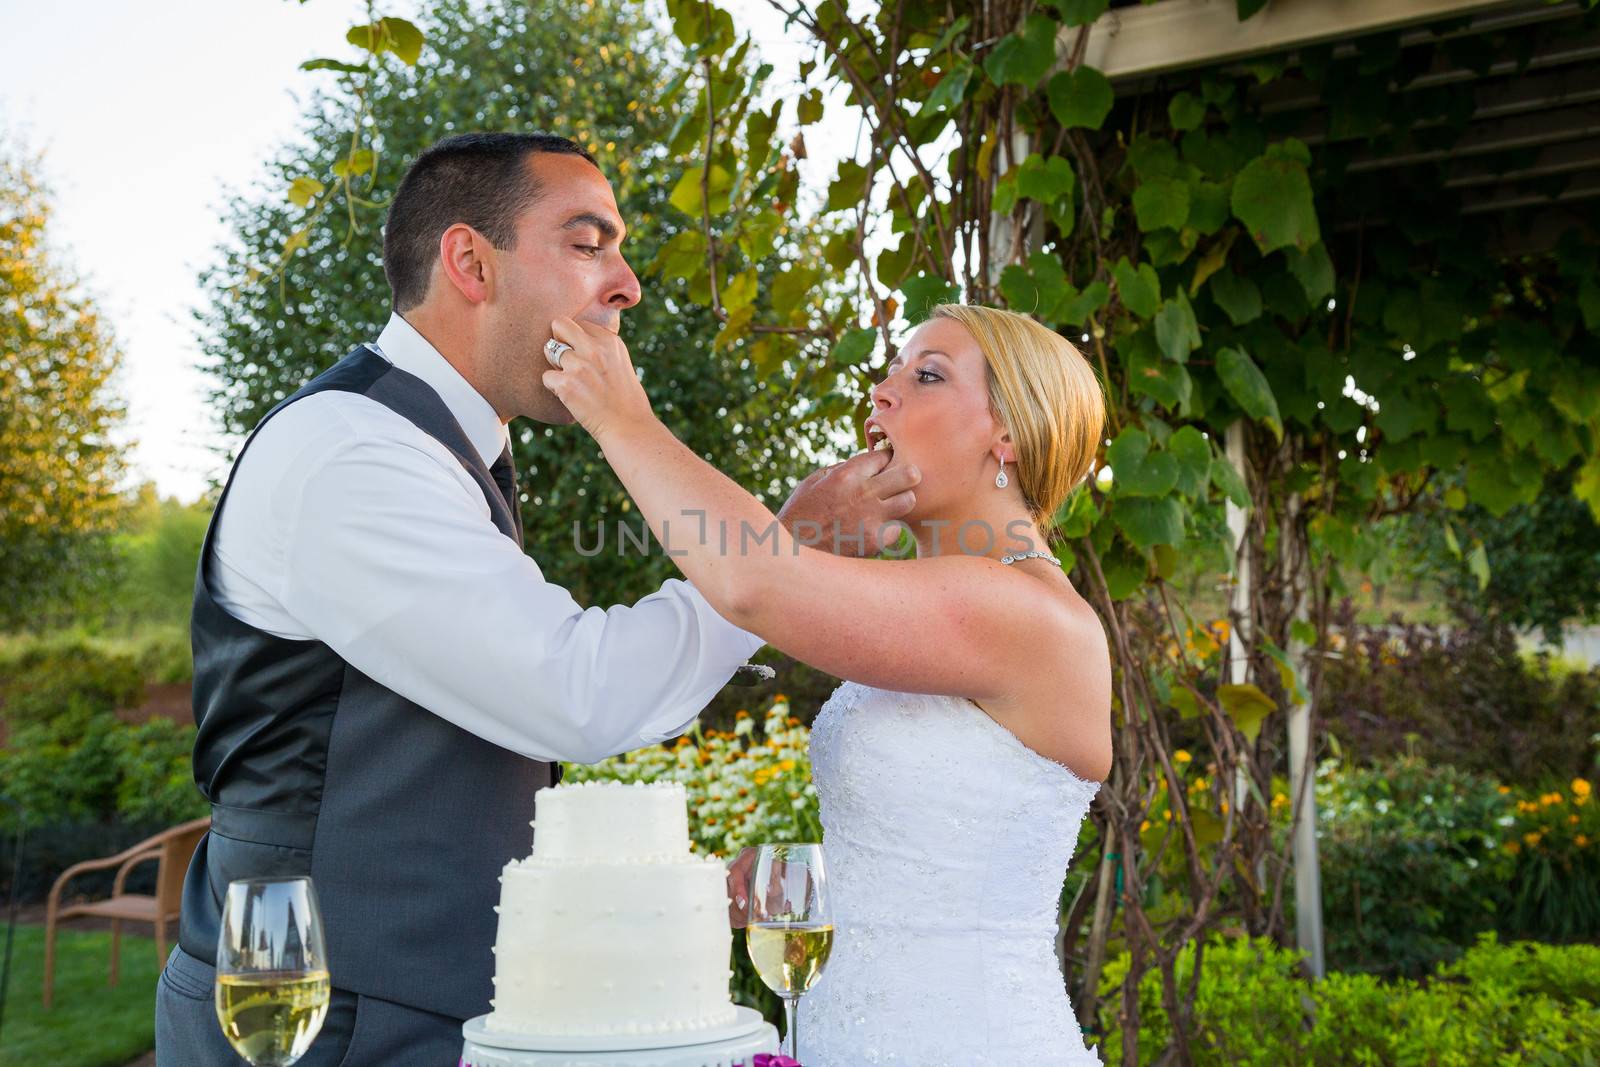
[783, 994, 800, 1060]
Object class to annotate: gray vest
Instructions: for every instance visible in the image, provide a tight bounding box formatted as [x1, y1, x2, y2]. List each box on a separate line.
[179, 344, 558, 1020]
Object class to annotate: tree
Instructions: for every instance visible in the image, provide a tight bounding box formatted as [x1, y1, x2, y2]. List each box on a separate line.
[196, 0, 832, 607]
[0, 142, 127, 630]
[1421, 464, 1600, 645]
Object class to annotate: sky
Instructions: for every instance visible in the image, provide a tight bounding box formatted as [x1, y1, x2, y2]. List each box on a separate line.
[1, 0, 857, 503]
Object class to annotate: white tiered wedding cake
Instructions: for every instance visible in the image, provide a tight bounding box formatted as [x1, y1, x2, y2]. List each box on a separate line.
[483, 780, 739, 1038]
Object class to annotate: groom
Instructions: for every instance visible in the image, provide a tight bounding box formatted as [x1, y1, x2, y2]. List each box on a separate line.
[155, 132, 919, 1065]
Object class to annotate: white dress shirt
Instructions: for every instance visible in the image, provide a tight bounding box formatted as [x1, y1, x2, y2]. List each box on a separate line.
[208, 312, 764, 764]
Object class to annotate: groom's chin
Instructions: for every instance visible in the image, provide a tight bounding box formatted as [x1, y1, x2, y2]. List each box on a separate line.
[520, 388, 579, 425]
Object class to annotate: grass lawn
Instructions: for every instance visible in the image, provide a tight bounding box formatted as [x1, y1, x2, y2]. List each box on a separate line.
[0, 924, 160, 1066]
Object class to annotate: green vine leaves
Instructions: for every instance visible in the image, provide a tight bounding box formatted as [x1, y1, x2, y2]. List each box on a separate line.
[650, 2, 1600, 791]
[259, 12, 426, 292]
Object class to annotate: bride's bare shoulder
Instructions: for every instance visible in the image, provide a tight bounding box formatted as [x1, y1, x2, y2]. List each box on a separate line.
[990, 571, 1113, 778]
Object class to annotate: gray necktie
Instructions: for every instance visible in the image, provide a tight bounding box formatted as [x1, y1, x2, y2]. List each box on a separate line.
[489, 444, 524, 548]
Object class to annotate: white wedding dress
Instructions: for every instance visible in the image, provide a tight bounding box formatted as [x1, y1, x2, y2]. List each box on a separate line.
[799, 680, 1104, 1066]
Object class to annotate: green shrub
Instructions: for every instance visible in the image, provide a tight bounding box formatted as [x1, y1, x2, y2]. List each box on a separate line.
[113, 717, 207, 826]
[127, 622, 193, 685]
[0, 639, 146, 729]
[0, 710, 203, 903]
[1322, 601, 1600, 785]
[1, 713, 201, 831]
[111, 496, 209, 625]
[1308, 755, 1515, 977]
[1, 716, 126, 826]
[1095, 932, 1600, 1065]
[1433, 931, 1600, 1002]
[1096, 935, 1308, 1067]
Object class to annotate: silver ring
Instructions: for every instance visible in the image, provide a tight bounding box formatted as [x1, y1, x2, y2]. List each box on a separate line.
[544, 338, 572, 368]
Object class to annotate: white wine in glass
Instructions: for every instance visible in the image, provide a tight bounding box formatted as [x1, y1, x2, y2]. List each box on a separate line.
[745, 921, 834, 995]
[215, 876, 331, 1066]
[745, 843, 831, 1062]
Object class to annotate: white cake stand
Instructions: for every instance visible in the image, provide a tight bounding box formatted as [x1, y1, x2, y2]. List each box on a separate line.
[460, 1007, 780, 1067]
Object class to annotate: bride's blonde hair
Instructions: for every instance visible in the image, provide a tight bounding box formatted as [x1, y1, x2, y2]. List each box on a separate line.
[929, 304, 1106, 534]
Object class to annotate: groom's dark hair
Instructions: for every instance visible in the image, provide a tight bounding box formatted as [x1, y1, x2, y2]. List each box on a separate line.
[384, 132, 596, 311]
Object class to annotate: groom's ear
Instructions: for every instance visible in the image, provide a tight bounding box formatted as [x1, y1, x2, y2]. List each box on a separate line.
[437, 222, 493, 305]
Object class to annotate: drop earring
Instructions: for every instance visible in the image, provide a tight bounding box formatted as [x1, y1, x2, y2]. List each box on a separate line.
[995, 460, 1009, 490]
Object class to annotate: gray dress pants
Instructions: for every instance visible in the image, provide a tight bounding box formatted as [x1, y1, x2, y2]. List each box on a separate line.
[154, 946, 465, 1067]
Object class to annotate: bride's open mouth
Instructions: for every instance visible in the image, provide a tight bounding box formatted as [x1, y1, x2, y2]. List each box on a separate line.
[865, 420, 895, 459]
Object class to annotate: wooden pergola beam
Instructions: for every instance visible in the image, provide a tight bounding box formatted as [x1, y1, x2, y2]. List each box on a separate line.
[1078, 0, 1542, 82]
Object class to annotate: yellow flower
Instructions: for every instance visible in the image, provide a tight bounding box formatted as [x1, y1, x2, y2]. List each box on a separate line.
[736, 709, 750, 719]
[1578, 835, 1590, 848]
[1506, 842, 1521, 855]
[1524, 831, 1543, 847]
[1139, 820, 1152, 833]
[1174, 750, 1192, 765]
[1496, 785, 1512, 795]
[779, 759, 797, 773]
[1573, 779, 1592, 799]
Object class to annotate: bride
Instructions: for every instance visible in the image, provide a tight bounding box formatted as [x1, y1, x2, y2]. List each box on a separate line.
[546, 303, 1111, 1065]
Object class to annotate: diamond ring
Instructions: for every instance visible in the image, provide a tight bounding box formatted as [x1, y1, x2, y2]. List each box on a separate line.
[544, 338, 572, 368]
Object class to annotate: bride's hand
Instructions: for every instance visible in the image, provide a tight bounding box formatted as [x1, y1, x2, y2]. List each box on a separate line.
[542, 316, 656, 443]
[725, 846, 756, 929]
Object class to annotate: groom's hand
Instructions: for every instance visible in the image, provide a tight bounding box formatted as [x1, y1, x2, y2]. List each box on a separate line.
[726, 846, 756, 929]
[776, 450, 920, 558]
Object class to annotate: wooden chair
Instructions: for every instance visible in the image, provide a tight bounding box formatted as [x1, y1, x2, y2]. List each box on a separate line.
[42, 815, 210, 1008]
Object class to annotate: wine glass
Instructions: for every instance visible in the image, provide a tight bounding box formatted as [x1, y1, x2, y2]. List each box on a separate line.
[745, 843, 833, 1062]
[215, 876, 331, 1066]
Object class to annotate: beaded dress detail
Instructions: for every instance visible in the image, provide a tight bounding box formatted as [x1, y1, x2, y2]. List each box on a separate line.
[800, 681, 1103, 1065]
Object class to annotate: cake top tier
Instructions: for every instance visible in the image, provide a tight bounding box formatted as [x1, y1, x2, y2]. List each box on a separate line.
[530, 780, 693, 863]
